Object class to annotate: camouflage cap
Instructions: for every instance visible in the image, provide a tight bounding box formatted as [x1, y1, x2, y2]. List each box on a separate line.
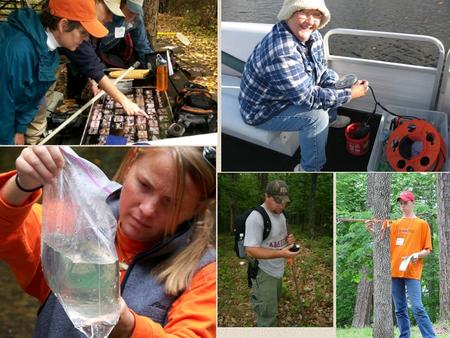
[266, 180, 290, 204]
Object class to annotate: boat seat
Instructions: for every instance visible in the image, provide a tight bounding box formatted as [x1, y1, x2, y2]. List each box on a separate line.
[221, 74, 299, 156]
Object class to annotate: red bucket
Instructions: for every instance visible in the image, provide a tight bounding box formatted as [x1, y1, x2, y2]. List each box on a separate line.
[345, 122, 370, 156]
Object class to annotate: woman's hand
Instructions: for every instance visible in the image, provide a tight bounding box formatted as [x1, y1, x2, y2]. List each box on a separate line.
[122, 98, 149, 118]
[0, 146, 64, 206]
[15, 146, 64, 190]
[351, 80, 369, 100]
[109, 298, 135, 338]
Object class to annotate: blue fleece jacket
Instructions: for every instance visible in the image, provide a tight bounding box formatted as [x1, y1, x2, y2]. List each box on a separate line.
[0, 9, 59, 144]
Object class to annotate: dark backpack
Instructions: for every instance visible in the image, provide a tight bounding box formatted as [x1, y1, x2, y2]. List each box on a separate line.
[233, 206, 271, 259]
[174, 83, 217, 116]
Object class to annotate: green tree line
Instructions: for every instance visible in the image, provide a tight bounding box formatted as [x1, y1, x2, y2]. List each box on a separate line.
[218, 173, 333, 236]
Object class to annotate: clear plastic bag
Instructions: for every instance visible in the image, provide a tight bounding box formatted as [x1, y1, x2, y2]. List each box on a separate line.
[41, 147, 120, 338]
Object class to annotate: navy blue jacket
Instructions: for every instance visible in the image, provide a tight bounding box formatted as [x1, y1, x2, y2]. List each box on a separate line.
[60, 39, 106, 83]
[60, 14, 153, 83]
[0, 9, 59, 144]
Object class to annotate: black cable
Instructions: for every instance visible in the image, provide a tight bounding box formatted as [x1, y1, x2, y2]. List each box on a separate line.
[365, 85, 419, 125]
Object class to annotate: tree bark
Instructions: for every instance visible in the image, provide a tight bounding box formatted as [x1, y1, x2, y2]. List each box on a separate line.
[308, 174, 318, 238]
[143, 0, 159, 47]
[369, 173, 394, 338]
[229, 173, 239, 234]
[366, 174, 376, 209]
[437, 173, 450, 321]
[352, 266, 373, 328]
[259, 173, 268, 193]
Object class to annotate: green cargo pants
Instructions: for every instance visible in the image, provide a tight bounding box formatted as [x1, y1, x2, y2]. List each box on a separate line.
[251, 268, 282, 327]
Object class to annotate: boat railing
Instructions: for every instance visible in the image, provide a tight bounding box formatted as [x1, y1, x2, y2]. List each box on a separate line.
[324, 28, 446, 113]
[437, 50, 450, 119]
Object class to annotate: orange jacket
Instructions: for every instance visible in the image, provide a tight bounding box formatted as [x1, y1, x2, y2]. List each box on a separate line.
[0, 170, 216, 338]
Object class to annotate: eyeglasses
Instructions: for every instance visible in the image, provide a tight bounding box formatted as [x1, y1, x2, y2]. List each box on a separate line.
[296, 10, 323, 21]
[203, 147, 216, 169]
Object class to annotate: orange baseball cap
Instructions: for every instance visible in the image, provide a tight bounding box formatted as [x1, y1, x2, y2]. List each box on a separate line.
[49, 0, 108, 38]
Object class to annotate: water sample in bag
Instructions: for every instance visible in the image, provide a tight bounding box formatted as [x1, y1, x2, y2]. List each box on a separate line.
[42, 147, 121, 337]
[42, 234, 120, 337]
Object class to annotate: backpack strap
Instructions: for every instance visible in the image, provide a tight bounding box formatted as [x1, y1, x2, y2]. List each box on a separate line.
[246, 207, 271, 288]
[254, 206, 271, 241]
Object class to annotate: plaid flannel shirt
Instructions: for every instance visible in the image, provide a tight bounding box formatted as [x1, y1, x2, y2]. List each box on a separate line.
[239, 21, 352, 126]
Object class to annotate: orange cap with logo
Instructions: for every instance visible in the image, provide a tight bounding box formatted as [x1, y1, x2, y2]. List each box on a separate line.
[49, 0, 108, 38]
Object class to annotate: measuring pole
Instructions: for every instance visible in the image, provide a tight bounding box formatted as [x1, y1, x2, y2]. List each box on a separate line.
[39, 61, 140, 145]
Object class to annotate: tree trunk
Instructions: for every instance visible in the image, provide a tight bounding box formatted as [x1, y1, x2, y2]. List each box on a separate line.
[437, 173, 450, 321]
[308, 174, 318, 238]
[229, 173, 239, 234]
[352, 266, 373, 328]
[143, 0, 159, 47]
[366, 174, 376, 209]
[259, 173, 268, 193]
[369, 173, 394, 338]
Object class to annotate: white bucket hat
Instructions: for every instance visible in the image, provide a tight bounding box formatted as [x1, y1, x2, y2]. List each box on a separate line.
[277, 0, 330, 29]
[103, 0, 124, 17]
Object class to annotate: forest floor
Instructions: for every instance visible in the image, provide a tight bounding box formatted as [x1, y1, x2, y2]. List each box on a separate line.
[337, 323, 450, 337]
[218, 229, 333, 327]
[156, 13, 217, 94]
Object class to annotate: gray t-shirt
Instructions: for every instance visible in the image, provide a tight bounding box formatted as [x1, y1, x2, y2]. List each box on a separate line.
[243, 203, 287, 278]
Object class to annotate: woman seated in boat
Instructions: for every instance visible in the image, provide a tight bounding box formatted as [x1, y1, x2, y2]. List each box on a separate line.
[239, 0, 369, 171]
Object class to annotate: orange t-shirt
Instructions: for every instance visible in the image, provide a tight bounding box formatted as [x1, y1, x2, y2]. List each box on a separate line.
[389, 217, 432, 280]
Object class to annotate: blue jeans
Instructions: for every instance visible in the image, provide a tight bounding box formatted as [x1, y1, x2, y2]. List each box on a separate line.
[392, 278, 436, 338]
[256, 105, 337, 171]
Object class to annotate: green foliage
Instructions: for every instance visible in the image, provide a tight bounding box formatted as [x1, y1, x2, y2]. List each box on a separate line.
[336, 173, 441, 327]
[218, 173, 333, 236]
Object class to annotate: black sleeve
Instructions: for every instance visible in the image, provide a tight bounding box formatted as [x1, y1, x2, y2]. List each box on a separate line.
[59, 40, 106, 83]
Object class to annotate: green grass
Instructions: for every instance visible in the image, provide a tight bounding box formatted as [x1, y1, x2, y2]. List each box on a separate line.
[337, 325, 450, 338]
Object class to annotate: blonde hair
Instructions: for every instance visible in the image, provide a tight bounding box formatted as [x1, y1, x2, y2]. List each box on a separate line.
[114, 147, 215, 295]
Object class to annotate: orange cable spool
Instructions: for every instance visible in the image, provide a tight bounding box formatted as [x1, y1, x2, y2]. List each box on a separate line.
[386, 119, 446, 172]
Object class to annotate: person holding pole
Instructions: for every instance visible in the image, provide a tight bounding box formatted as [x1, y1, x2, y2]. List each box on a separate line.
[244, 180, 300, 326]
[366, 191, 436, 338]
